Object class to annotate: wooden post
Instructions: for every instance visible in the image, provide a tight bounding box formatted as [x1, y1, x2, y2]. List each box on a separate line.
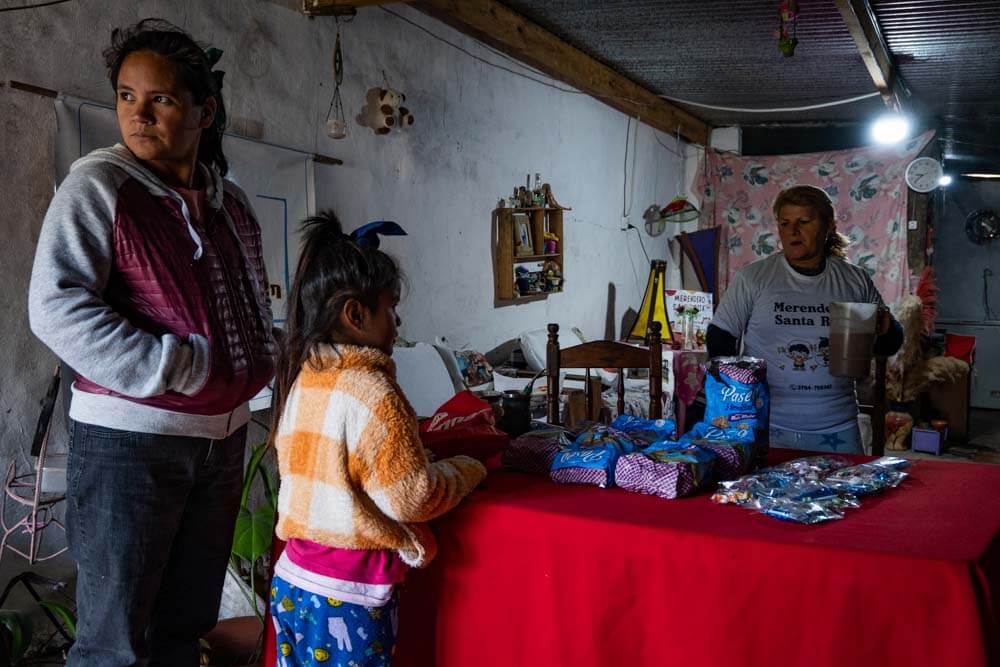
[546, 323, 561, 425]
[648, 321, 663, 419]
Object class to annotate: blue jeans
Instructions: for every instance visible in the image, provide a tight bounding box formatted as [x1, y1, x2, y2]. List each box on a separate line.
[270, 575, 399, 666]
[65, 421, 246, 666]
[769, 423, 863, 454]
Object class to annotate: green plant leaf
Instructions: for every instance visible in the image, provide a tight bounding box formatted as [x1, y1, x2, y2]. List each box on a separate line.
[232, 504, 275, 562]
[240, 442, 272, 508]
[259, 464, 278, 510]
[39, 600, 77, 639]
[0, 610, 33, 663]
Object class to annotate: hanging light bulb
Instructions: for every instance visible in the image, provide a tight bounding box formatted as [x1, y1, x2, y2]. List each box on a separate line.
[870, 113, 910, 144]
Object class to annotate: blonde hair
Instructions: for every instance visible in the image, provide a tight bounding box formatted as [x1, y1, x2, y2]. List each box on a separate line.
[772, 185, 850, 258]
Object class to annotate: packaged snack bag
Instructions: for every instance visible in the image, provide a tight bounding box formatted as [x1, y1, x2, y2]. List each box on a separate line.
[549, 425, 640, 488]
[704, 356, 770, 462]
[503, 432, 571, 475]
[419, 391, 510, 463]
[614, 442, 716, 499]
[679, 421, 756, 480]
[609, 414, 678, 447]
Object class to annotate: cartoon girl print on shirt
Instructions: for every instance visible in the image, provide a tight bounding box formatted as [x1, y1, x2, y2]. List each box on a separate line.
[813, 337, 830, 371]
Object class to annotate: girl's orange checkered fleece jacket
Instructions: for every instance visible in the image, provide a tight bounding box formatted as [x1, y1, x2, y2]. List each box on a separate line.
[274, 344, 486, 567]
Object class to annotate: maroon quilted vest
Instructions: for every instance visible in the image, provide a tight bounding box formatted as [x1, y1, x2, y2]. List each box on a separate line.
[74, 178, 276, 415]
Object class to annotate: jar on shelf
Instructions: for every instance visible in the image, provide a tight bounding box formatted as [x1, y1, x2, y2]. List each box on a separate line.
[884, 402, 914, 451]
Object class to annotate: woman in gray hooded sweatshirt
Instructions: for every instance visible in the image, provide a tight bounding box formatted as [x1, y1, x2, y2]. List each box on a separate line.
[28, 19, 276, 666]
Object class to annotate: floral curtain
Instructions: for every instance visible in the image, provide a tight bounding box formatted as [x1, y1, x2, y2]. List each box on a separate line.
[697, 131, 934, 305]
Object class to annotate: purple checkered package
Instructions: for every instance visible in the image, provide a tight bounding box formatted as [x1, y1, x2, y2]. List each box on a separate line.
[550, 466, 610, 488]
[678, 422, 756, 480]
[614, 444, 716, 500]
[503, 435, 563, 475]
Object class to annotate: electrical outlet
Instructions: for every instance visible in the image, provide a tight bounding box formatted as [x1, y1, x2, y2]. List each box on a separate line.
[907, 220, 919, 230]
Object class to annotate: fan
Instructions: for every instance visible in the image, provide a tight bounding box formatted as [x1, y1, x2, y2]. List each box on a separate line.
[965, 209, 1000, 244]
[642, 204, 667, 237]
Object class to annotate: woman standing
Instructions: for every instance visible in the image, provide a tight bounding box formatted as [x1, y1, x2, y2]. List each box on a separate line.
[28, 20, 276, 666]
[708, 185, 902, 454]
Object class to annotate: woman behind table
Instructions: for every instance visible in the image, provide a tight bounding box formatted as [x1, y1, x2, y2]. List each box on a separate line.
[269, 212, 486, 666]
[707, 185, 902, 454]
[28, 19, 276, 666]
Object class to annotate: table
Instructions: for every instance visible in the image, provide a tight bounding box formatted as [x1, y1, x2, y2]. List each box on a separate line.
[395, 454, 1000, 667]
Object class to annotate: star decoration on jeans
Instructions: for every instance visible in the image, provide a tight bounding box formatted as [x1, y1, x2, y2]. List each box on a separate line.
[820, 434, 843, 451]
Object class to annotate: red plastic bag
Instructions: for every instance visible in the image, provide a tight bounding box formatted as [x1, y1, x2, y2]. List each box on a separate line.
[419, 391, 509, 464]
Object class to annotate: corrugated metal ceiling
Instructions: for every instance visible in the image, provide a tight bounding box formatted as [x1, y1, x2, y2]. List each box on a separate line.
[501, 0, 1000, 167]
[873, 0, 1000, 167]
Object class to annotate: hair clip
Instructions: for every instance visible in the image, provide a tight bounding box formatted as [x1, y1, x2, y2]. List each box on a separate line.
[350, 220, 407, 249]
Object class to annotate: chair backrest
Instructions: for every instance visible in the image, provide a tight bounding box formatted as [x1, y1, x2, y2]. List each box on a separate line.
[546, 322, 663, 425]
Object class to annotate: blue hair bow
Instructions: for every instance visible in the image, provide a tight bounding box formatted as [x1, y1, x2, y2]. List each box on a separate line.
[350, 220, 407, 249]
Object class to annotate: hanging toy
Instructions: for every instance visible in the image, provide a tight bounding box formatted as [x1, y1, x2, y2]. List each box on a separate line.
[777, 0, 799, 57]
[374, 70, 415, 134]
[325, 22, 347, 139]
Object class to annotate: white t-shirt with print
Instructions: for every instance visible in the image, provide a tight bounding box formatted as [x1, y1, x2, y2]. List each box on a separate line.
[711, 253, 884, 433]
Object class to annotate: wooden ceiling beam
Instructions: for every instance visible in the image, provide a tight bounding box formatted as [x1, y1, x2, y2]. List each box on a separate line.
[412, 0, 710, 145]
[302, 0, 411, 16]
[834, 0, 904, 110]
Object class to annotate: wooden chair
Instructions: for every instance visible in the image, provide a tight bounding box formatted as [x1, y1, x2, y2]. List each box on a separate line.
[546, 322, 663, 425]
[0, 366, 68, 565]
[857, 355, 888, 456]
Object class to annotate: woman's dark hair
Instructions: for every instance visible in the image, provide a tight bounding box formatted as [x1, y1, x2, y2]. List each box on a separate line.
[104, 18, 229, 176]
[270, 211, 403, 437]
[773, 185, 850, 258]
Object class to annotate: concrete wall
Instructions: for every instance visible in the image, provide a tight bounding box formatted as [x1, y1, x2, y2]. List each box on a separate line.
[0, 1, 682, 587]
[934, 180, 1000, 323]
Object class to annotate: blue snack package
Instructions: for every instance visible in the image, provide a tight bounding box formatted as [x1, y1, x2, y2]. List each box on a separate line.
[704, 357, 770, 463]
[550, 425, 639, 488]
[678, 421, 757, 479]
[704, 356, 769, 431]
[609, 415, 678, 447]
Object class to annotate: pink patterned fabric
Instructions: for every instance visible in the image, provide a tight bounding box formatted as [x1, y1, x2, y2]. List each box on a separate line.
[697, 131, 934, 305]
[673, 350, 707, 407]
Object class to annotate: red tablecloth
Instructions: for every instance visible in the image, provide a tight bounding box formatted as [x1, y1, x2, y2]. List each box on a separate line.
[395, 456, 1000, 667]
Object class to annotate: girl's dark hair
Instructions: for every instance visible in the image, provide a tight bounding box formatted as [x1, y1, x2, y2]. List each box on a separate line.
[270, 210, 403, 437]
[104, 18, 229, 176]
[773, 185, 850, 258]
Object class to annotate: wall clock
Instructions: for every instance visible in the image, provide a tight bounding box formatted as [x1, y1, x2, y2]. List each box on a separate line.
[905, 156, 943, 193]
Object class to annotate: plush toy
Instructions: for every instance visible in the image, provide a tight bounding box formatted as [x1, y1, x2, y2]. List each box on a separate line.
[375, 87, 415, 135]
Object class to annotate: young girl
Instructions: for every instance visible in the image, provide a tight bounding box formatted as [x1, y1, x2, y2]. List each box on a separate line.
[28, 19, 276, 666]
[270, 212, 486, 666]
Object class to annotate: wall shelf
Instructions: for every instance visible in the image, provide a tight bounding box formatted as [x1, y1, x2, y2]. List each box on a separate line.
[493, 206, 566, 304]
